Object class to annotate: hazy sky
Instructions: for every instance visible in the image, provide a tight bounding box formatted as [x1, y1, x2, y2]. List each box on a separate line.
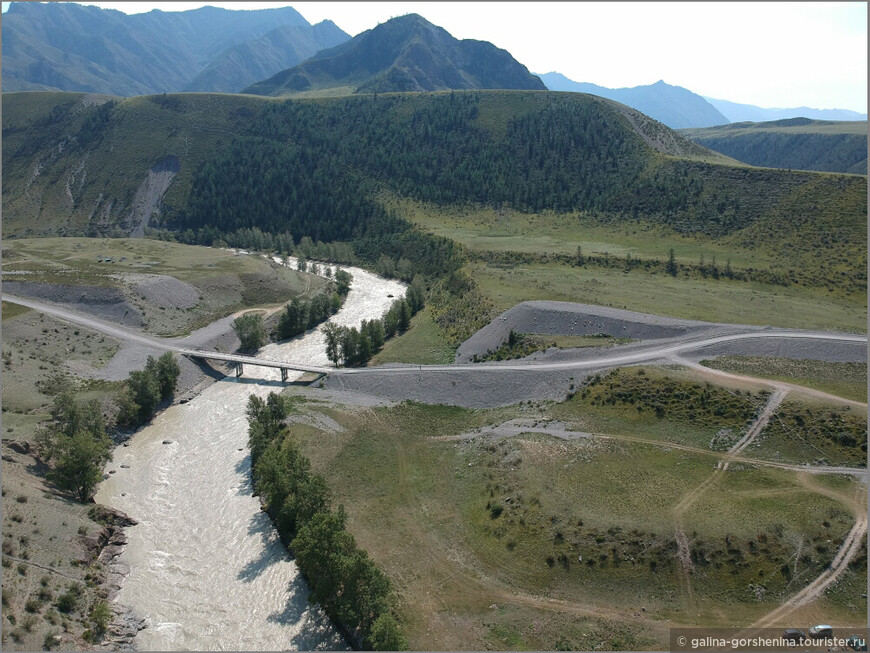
[2, 1, 866, 112]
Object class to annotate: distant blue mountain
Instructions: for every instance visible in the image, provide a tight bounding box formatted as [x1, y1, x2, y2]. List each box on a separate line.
[1, 2, 350, 95]
[537, 73, 728, 129]
[703, 97, 867, 123]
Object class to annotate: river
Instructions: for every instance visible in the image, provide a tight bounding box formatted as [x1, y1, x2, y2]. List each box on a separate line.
[94, 260, 406, 650]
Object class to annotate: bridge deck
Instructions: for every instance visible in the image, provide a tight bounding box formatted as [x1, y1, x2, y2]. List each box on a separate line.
[182, 349, 330, 375]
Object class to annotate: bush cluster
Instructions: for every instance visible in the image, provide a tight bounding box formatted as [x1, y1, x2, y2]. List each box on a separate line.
[276, 293, 342, 341]
[579, 369, 766, 425]
[427, 269, 495, 347]
[35, 394, 111, 503]
[115, 352, 181, 428]
[761, 405, 867, 464]
[35, 353, 182, 501]
[471, 330, 561, 362]
[275, 269, 352, 342]
[232, 313, 268, 353]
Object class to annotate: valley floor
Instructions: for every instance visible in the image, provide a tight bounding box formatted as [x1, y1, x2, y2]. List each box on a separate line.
[2, 244, 867, 651]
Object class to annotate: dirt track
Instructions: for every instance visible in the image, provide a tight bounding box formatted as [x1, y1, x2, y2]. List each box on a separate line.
[745, 474, 867, 629]
[672, 356, 867, 409]
[671, 388, 788, 610]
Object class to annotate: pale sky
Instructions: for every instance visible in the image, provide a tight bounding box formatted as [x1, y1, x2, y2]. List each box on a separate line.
[2, 1, 867, 112]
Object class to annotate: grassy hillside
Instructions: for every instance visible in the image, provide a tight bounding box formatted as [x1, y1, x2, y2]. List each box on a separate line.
[282, 368, 867, 649]
[1, 238, 324, 337]
[700, 357, 867, 403]
[679, 119, 868, 175]
[379, 195, 866, 336]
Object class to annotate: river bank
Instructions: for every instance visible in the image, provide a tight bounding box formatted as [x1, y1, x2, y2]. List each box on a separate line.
[93, 261, 406, 650]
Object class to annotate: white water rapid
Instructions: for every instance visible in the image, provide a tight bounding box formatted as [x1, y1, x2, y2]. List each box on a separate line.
[94, 260, 406, 650]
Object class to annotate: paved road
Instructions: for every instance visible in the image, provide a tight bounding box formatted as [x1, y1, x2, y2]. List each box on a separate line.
[4, 293, 865, 378]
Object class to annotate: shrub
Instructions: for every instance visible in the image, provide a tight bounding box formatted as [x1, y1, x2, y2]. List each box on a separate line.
[233, 313, 267, 353]
[44, 629, 61, 650]
[55, 589, 78, 613]
[366, 613, 408, 651]
[90, 600, 112, 636]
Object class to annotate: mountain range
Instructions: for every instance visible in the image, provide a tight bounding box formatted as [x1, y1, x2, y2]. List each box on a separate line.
[538, 72, 867, 128]
[243, 14, 545, 96]
[3, 3, 865, 130]
[702, 96, 867, 123]
[537, 73, 729, 129]
[1, 1, 350, 95]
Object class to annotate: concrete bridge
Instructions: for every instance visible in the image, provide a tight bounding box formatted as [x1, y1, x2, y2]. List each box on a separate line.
[181, 348, 330, 380]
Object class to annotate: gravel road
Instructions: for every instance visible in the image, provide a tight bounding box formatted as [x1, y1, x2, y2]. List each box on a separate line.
[5, 293, 865, 409]
[3, 281, 144, 327]
[456, 300, 722, 362]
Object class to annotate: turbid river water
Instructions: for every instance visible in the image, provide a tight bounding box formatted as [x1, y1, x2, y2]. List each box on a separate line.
[95, 260, 406, 650]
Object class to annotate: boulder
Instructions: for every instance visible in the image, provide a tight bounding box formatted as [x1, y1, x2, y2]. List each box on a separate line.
[6, 440, 31, 455]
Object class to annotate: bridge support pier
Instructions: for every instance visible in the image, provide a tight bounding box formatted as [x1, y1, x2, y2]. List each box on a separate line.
[235, 363, 243, 377]
[281, 368, 289, 382]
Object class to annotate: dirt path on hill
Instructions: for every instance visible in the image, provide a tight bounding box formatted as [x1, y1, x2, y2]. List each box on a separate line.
[672, 356, 867, 409]
[746, 475, 867, 629]
[671, 388, 788, 611]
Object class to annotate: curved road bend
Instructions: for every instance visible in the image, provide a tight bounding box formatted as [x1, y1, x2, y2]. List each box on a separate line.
[3, 294, 866, 378]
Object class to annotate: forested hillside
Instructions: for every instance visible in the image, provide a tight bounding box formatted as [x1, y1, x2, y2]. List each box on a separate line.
[3, 90, 866, 296]
[680, 118, 868, 175]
